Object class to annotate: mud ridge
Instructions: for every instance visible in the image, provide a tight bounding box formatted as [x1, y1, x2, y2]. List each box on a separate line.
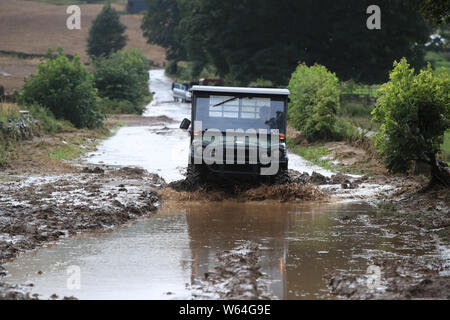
[192, 242, 274, 300]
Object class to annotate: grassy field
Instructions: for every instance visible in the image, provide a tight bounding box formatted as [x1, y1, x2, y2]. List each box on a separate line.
[0, 0, 165, 92]
[0, 102, 125, 168]
[425, 51, 450, 74]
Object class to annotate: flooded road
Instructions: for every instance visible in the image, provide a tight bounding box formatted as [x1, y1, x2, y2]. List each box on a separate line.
[4, 201, 435, 300]
[87, 70, 336, 182]
[3, 70, 447, 300]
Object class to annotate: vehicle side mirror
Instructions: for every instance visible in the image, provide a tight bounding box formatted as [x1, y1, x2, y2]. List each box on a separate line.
[180, 118, 191, 130]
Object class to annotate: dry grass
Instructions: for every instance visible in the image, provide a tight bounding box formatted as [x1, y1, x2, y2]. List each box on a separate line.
[0, 103, 21, 120]
[0, 0, 166, 91]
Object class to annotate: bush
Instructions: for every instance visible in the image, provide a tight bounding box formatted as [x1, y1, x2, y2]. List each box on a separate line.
[339, 102, 374, 118]
[94, 49, 150, 114]
[27, 105, 74, 134]
[87, 4, 127, 58]
[0, 85, 4, 99]
[288, 63, 340, 140]
[372, 58, 450, 186]
[98, 98, 144, 115]
[19, 48, 103, 129]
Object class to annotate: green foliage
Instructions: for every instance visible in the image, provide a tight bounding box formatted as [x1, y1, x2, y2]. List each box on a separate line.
[339, 102, 374, 118]
[19, 48, 103, 129]
[98, 98, 147, 115]
[372, 58, 450, 172]
[48, 143, 84, 160]
[147, 0, 432, 85]
[419, 0, 450, 25]
[333, 118, 364, 141]
[141, 0, 185, 61]
[340, 81, 381, 98]
[0, 85, 4, 98]
[165, 60, 217, 83]
[442, 130, 450, 164]
[288, 64, 341, 140]
[0, 103, 20, 122]
[93, 49, 150, 114]
[249, 78, 274, 88]
[0, 137, 14, 167]
[27, 105, 74, 134]
[87, 4, 128, 58]
[425, 51, 450, 74]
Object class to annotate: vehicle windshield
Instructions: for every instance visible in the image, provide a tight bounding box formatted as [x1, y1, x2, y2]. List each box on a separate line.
[194, 95, 286, 132]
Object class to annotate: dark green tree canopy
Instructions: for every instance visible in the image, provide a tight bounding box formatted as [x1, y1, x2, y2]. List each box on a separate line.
[142, 0, 432, 85]
[419, 0, 450, 25]
[87, 4, 128, 58]
[141, 0, 185, 61]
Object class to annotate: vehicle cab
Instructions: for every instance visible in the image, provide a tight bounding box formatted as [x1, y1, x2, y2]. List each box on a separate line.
[180, 86, 290, 182]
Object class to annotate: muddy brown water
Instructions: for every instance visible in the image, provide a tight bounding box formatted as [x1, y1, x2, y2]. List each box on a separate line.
[4, 200, 437, 300]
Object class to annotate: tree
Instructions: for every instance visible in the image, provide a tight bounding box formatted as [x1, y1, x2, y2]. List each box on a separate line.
[419, 0, 450, 25]
[87, 4, 128, 58]
[288, 64, 341, 140]
[19, 48, 103, 129]
[141, 0, 185, 61]
[372, 58, 450, 187]
[94, 49, 150, 114]
[163, 0, 431, 85]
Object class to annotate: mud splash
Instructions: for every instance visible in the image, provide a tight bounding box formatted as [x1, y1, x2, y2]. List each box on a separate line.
[162, 183, 327, 202]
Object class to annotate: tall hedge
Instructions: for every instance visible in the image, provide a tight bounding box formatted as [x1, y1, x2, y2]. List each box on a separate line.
[288, 63, 340, 140]
[372, 58, 450, 186]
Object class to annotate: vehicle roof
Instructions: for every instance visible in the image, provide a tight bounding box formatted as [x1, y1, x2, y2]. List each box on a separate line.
[192, 85, 290, 96]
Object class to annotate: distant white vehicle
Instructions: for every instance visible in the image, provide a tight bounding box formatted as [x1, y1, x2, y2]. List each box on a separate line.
[172, 82, 192, 103]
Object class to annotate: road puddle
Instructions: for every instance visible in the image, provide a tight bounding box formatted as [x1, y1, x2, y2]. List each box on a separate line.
[4, 200, 437, 300]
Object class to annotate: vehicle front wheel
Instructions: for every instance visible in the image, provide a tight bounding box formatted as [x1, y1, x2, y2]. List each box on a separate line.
[185, 164, 205, 190]
[273, 168, 290, 185]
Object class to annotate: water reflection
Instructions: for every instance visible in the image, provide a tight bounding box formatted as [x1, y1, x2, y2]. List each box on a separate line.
[161, 201, 380, 299]
[4, 201, 424, 300]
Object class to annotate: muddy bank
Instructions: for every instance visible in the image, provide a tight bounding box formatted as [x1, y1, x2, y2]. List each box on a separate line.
[326, 181, 449, 300]
[192, 242, 273, 300]
[0, 166, 163, 299]
[328, 259, 450, 300]
[105, 114, 176, 127]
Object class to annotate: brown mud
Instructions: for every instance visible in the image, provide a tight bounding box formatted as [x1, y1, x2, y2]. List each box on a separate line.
[192, 242, 273, 300]
[0, 166, 162, 299]
[326, 179, 449, 299]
